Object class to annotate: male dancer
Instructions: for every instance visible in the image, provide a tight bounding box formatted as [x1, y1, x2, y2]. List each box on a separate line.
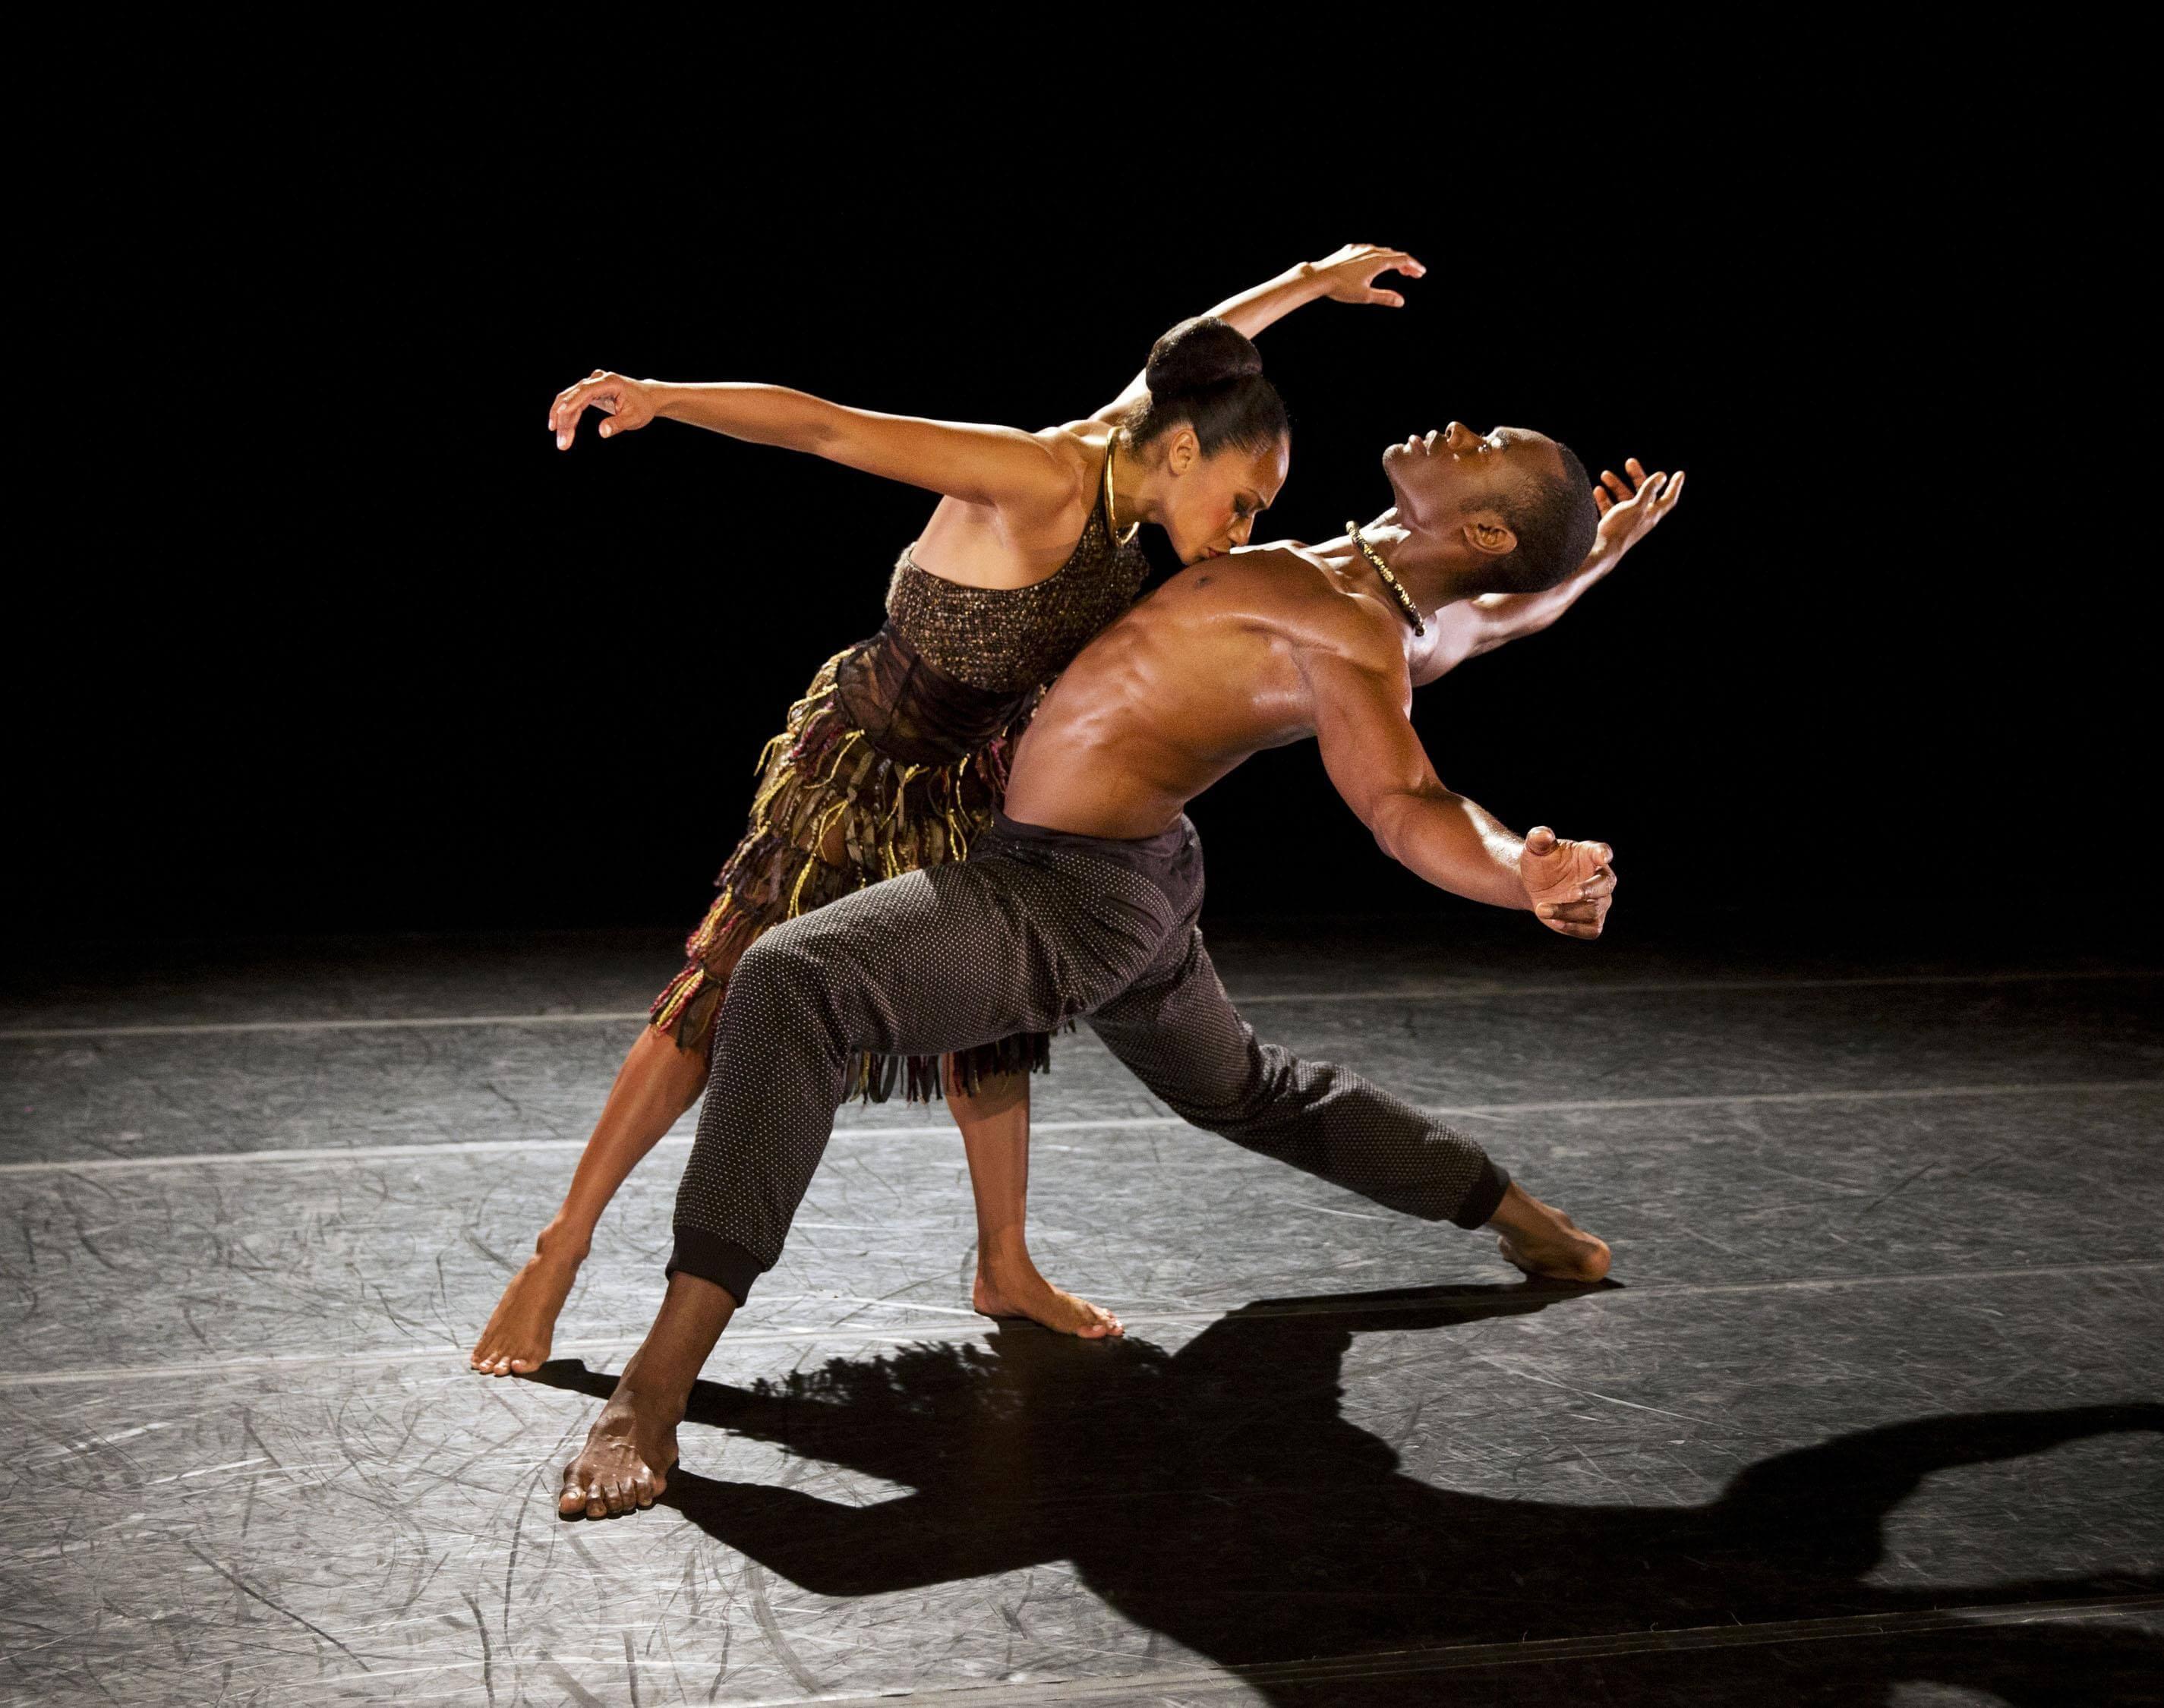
[559, 422, 1685, 1518]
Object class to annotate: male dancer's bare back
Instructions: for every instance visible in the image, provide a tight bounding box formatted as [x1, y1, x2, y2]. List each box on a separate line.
[553, 424, 1683, 1517]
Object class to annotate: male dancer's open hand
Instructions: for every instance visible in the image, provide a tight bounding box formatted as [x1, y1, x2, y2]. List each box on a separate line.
[1519, 828, 1617, 941]
[1592, 458, 1686, 557]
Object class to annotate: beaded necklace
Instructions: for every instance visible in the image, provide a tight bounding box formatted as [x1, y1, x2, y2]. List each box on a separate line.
[1345, 522, 1427, 635]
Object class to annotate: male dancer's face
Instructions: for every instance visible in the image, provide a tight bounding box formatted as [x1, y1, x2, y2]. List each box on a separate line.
[1382, 423, 1566, 550]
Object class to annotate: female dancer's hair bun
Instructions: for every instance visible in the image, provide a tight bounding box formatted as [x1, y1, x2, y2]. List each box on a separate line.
[1144, 316, 1265, 398]
[1128, 316, 1287, 459]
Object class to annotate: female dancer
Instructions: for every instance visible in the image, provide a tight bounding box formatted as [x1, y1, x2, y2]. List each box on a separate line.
[470, 245, 1425, 1374]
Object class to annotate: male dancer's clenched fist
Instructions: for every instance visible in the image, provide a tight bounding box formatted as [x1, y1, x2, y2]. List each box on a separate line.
[1519, 827, 1617, 941]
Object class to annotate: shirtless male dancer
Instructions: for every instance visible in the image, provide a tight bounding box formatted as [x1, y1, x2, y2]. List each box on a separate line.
[557, 421, 1685, 1517]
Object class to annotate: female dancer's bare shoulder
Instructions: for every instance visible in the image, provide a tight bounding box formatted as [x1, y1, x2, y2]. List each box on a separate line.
[907, 421, 1106, 589]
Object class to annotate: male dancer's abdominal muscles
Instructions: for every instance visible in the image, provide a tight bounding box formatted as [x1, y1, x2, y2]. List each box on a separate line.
[1005, 723, 1203, 839]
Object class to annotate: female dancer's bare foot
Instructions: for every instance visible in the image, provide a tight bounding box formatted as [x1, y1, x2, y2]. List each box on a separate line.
[973, 1249, 1123, 1338]
[1487, 1181, 1613, 1284]
[558, 1387, 678, 1519]
[471, 1235, 586, 1376]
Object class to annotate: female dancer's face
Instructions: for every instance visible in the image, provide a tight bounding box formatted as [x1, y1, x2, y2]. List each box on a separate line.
[1156, 432, 1290, 564]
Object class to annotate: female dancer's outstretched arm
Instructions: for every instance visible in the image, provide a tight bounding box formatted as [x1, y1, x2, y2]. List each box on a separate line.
[553, 377, 1064, 496]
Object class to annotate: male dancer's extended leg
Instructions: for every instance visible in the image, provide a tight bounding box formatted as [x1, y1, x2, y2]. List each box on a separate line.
[1084, 928, 1610, 1281]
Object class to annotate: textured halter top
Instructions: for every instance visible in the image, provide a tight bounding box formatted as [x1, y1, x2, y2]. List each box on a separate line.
[882, 472, 1152, 694]
[833, 449, 1152, 767]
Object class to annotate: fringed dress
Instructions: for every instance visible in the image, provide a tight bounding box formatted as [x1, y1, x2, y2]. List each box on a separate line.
[648, 482, 1151, 1101]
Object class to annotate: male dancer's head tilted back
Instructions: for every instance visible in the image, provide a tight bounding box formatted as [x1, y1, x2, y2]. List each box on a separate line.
[557, 426, 1685, 1519]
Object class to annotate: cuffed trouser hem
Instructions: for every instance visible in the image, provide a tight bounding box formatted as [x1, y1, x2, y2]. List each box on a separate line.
[1451, 1156, 1512, 1230]
[666, 1227, 764, 1308]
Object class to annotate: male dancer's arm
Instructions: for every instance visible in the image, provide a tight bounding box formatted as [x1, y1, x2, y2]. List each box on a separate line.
[1302, 646, 1616, 939]
[1415, 460, 1687, 681]
[1090, 244, 1424, 421]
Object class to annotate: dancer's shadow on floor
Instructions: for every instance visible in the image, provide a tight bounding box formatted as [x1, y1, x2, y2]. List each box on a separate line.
[534, 1284, 2161, 1706]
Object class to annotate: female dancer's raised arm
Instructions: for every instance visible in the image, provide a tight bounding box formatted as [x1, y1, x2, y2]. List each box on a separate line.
[1090, 244, 1425, 422]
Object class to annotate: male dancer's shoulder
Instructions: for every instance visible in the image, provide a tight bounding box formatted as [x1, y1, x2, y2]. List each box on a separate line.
[1239, 540, 1414, 679]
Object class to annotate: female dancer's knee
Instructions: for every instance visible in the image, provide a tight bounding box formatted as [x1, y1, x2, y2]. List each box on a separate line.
[945, 1060, 1029, 1121]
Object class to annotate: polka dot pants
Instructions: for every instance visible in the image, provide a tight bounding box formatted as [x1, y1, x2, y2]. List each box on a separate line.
[669, 816, 1509, 1304]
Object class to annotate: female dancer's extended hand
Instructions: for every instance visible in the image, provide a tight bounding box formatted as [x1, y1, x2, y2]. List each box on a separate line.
[1591, 457, 1686, 557]
[1302, 244, 1427, 307]
[551, 370, 660, 449]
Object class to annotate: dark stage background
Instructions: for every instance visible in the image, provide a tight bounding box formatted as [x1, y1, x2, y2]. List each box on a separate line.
[15, 134, 2125, 954]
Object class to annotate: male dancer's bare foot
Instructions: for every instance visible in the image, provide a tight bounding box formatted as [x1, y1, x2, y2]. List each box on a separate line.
[471, 1234, 586, 1376]
[558, 1387, 679, 1519]
[973, 1247, 1123, 1338]
[1487, 1181, 1613, 1284]
[555, 1270, 733, 1519]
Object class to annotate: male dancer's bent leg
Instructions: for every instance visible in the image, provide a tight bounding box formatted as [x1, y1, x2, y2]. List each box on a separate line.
[560, 848, 1178, 1516]
[1086, 927, 1611, 1281]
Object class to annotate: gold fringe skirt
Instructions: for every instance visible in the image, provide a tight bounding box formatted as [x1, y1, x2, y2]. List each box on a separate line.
[648, 644, 1049, 1103]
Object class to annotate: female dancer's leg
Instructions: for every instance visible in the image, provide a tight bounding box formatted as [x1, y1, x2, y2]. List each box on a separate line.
[469, 1023, 711, 1374]
[948, 1067, 1122, 1338]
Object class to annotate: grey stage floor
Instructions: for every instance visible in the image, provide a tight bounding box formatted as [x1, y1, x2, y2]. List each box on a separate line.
[2, 916, 2159, 1706]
